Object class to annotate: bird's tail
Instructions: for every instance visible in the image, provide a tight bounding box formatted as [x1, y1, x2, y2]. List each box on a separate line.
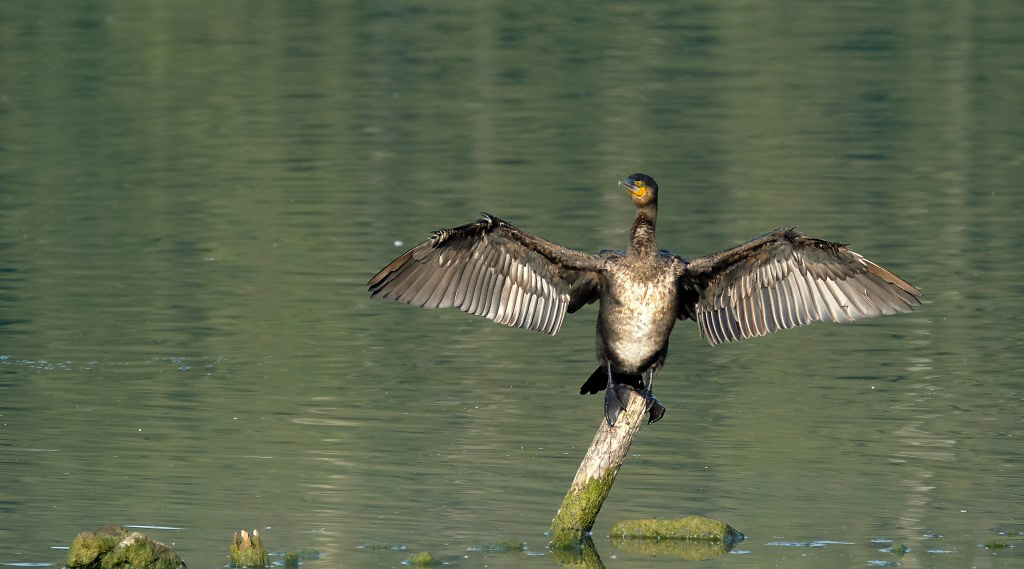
[579, 366, 644, 395]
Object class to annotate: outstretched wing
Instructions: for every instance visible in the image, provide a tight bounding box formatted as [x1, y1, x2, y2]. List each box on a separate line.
[368, 214, 604, 335]
[680, 228, 921, 346]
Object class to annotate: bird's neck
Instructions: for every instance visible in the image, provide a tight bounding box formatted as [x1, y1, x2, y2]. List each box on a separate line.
[627, 206, 658, 257]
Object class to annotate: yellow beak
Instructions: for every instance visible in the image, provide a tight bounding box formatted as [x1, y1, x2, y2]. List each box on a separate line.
[620, 180, 646, 198]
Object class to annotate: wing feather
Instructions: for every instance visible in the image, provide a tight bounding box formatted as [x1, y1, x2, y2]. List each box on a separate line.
[425, 260, 460, 308]
[682, 228, 921, 346]
[438, 262, 467, 309]
[368, 214, 604, 335]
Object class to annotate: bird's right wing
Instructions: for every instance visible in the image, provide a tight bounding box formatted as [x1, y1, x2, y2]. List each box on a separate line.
[367, 214, 605, 335]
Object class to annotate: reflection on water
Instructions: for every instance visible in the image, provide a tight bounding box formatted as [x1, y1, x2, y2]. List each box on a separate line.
[2, 1, 1024, 568]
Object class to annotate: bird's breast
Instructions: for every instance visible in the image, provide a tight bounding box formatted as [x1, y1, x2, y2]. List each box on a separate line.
[598, 268, 678, 371]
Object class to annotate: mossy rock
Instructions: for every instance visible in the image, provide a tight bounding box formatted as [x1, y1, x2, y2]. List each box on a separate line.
[406, 551, 442, 567]
[611, 515, 743, 543]
[101, 533, 185, 569]
[66, 525, 186, 569]
[67, 525, 128, 569]
[230, 530, 269, 568]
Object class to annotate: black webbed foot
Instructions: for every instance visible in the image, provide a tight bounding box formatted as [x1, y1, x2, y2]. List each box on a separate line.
[646, 398, 666, 424]
[603, 382, 632, 426]
[640, 369, 665, 424]
[602, 364, 664, 426]
[604, 384, 666, 425]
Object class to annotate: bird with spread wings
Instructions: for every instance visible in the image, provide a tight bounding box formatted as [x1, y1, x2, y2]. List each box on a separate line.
[369, 174, 921, 426]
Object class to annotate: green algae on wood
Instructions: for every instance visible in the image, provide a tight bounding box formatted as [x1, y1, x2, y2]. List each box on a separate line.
[550, 388, 650, 547]
[610, 515, 743, 543]
[66, 525, 186, 569]
[551, 470, 619, 547]
[230, 530, 269, 568]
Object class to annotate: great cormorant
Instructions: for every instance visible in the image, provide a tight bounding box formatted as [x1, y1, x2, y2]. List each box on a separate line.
[367, 174, 921, 426]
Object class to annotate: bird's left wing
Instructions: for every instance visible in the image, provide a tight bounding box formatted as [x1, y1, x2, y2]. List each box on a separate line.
[678, 228, 921, 346]
[368, 214, 604, 335]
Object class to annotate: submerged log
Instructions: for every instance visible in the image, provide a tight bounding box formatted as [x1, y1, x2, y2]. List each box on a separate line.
[610, 515, 743, 542]
[550, 388, 649, 547]
[609, 515, 744, 560]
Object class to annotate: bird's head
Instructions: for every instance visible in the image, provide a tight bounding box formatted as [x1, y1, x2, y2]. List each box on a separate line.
[620, 173, 659, 207]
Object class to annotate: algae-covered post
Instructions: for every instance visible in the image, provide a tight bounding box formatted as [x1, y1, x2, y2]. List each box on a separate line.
[230, 529, 269, 568]
[550, 388, 650, 547]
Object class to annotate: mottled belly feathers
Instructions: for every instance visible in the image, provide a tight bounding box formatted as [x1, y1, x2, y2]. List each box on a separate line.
[597, 259, 679, 373]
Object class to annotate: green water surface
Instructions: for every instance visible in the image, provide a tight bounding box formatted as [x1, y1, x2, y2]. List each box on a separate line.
[2, 2, 1022, 568]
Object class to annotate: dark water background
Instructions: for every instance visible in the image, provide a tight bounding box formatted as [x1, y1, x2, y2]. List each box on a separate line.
[2, 2, 1023, 568]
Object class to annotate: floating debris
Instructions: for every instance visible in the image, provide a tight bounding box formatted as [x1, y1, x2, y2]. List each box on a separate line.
[358, 542, 406, 551]
[765, 540, 853, 548]
[467, 540, 526, 553]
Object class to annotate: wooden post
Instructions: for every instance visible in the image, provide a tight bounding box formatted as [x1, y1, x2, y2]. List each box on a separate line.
[550, 388, 649, 547]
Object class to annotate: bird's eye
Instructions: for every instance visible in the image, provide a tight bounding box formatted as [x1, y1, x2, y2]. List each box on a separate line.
[633, 180, 645, 189]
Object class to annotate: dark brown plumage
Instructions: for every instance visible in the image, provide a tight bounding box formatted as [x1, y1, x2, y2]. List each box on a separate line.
[368, 174, 921, 425]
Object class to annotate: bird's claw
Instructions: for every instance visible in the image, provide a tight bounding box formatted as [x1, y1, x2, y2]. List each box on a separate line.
[646, 397, 666, 424]
[603, 383, 667, 426]
[603, 382, 632, 426]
